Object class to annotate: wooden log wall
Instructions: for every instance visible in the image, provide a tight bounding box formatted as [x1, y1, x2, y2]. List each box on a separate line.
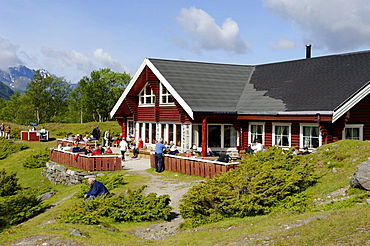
[49, 149, 122, 171]
[150, 154, 239, 178]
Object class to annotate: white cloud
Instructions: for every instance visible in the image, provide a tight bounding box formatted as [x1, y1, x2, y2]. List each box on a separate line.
[0, 38, 23, 70]
[263, 0, 370, 52]
[175, 7, 251, 55]
[269, 39, 297, 50]
[93, 48, 130, 74]
[41, 47, 94, 72]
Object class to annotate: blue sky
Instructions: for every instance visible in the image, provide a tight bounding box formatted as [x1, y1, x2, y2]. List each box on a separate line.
[1, 0, 370, 83]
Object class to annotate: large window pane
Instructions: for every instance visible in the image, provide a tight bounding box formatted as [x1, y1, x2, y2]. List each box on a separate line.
[345, 128, 360, 140]
[161, 124, 166, 143]
[168, 124, 174, 143]
[250, 124, 263, 143]
[176, 125, 181, 146]
[208, 125, 221, 147]
[192, 125, 202, 147]
[303, 126, 319, 148]
[151, 123, 156, 144]
[145, 124, 149, 143]
[274, 125, 290, 147]
[224, 125, 237, 148]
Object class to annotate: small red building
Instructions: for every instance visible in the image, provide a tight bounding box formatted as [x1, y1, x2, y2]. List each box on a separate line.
[110, 50, 370, 156]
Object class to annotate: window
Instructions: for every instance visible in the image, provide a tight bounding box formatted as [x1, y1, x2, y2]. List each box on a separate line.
[208, 124, 237, 148]
[224, 125, 237, 148]
[192, 125, 202, 147]
[139, 83, 155, 105]
[272, 123, 291, 147]
[127, 120, 135, 137]
[168, 124, 174, 143]
[300, 124, 321, 148]
[343, 124, 363, 140]
[176, 124, 182, 146]
[151, 123, 156, 144]
[208, 125, 221, 147]
[248, 122, 264, 145]
[160, 83, 174, 104]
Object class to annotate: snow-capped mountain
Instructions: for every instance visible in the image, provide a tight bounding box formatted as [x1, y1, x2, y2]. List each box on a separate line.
[0, 65, 50, 96]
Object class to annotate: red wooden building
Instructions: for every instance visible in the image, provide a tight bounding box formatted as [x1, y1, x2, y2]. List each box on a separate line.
[110, 49, 370, 156]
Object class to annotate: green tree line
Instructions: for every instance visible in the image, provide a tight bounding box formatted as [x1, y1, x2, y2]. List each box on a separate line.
[0, 68, 131, 125]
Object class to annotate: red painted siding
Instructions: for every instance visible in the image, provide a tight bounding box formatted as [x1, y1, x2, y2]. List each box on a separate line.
[345, 95, 370, 140]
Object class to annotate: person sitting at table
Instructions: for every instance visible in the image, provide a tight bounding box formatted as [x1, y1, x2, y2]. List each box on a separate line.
[73, 134, 82, 144]
[57, 143, 64, 150]
[83, 134, 91, 142]
[84, 145, 93, 156]
[63, 143, 73, 151]
[169, 145, 179, 155]
[99, 145, 105, 154]
[40, 127, 47, 136]
[91, 146, 102, 155]
[216, 152, 231, 163]
[191, 144, 201, 155]
[105, 146, 113, 154]
[72, 143, 81, 152]
[186, 150, 194, 158]
[207, 147, 215, 156]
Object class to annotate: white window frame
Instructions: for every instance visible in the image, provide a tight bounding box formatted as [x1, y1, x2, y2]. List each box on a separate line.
[138, 83, 155, 106]
[160, 83, 174, 105]
[207, 124, 237, 149]
[272, 122, 291, 148]
[342, 124, 363, 140]
[300, 123, 322, 149]
[248, 122, 265, 145]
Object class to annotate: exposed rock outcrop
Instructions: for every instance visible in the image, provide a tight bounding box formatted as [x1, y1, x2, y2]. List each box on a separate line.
[350, 159, 370, 190]
[41, 161, 98, 186]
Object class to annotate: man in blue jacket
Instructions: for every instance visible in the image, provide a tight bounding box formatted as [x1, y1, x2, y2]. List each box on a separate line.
[154, 138, 166, 173]
[84, 177, 108, 200]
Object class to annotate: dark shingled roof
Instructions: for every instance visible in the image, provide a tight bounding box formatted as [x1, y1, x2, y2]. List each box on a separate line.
[248, 50, 370, 112]
[149, 59, 254, 113]
[148, 50, 370, 114]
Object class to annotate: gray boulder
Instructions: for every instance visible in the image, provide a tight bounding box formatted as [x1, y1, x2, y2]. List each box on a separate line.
[350, 159, 370, 190]
[37, 191, 56, 201]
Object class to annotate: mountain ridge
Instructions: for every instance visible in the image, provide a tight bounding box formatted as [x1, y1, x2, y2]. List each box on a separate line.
[0, 65, 49, 100]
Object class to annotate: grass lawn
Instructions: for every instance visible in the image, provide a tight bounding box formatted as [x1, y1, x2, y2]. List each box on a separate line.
[1, 122, 370, 245]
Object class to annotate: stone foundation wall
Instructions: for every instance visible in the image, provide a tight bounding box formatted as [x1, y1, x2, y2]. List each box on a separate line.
[42, 161, 99, 186]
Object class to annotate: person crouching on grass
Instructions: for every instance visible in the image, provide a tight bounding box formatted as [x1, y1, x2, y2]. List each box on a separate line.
[84, 177, 109, 201]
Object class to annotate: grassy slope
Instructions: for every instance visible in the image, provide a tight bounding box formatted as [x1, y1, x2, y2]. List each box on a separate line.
[1, 122, 370, 245]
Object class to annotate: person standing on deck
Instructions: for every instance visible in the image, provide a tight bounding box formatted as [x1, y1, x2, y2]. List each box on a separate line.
[154, 138, 166, 173]
[92, 126, 100, 140]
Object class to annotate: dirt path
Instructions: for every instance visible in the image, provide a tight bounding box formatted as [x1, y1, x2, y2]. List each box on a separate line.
[10, 157, 201, 244]
[128, 171, 202, 240]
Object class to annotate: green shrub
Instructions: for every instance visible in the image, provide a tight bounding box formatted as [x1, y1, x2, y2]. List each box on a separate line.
[0, 169, 22, 196]
[59, 186, 172, 225]
[179, 147, 318, 229]
[22, 148, 50, 168]
[0, 190, 48, 229]
[57, 197, 104, 225]
[0, 170, 48, 231]
[0, 139, 28, 160]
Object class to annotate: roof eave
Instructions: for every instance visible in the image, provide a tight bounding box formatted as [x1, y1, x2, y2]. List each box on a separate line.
[110, 59, 148, 118]
[333, 81, 370, 123]
[237, 111, 333, 115]
[146, 59, 194, 120]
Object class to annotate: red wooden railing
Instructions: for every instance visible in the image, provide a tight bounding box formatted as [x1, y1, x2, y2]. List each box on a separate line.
[49, 149, 121, 171]
[150, 154, 239, 178]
